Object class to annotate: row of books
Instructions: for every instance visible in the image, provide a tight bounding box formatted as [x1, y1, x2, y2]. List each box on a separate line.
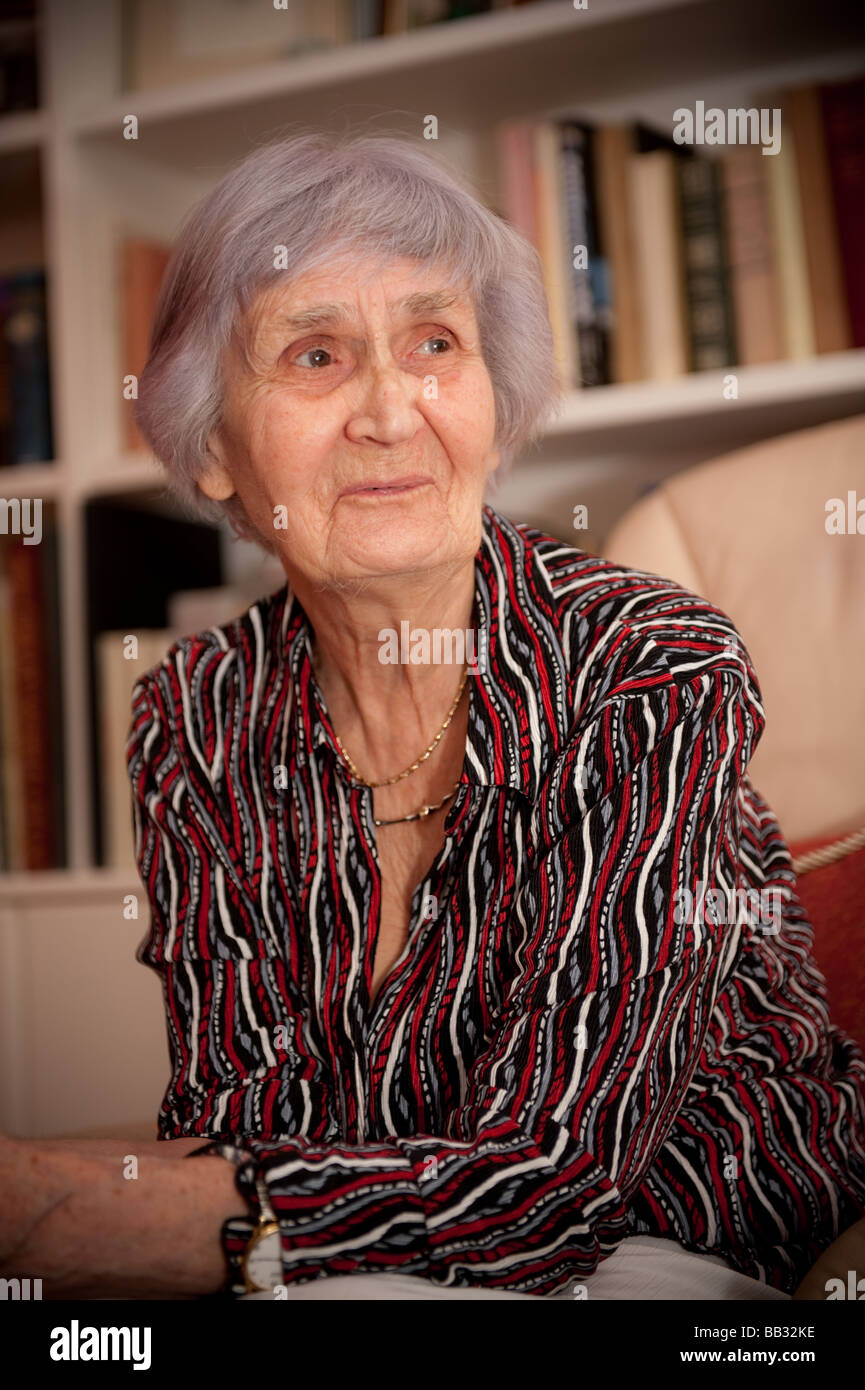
[0, 520, 64, 871]
[0, 239, 172, 466]
[0, 494, 231, 871]
[494, 74, 865, 387]
[121, 0, 533, 92]
[0, 268, 53, 468]
[8, 78, 864, 471]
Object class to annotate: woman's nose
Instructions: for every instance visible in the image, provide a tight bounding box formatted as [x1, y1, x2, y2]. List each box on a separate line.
[346, 356, 422, 444]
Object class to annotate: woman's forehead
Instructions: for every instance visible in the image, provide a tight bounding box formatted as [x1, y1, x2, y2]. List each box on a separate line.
[253, 257, 473, 319]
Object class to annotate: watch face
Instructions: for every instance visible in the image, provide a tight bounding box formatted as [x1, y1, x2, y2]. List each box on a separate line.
[245, 1226, 283, 1293]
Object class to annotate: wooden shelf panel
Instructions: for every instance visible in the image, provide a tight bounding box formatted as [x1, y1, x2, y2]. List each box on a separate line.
[0, 109, 46, 155]
[0, 867, 140, 905]
[0, 462, 63, 496]
[548, 351, 865, 438]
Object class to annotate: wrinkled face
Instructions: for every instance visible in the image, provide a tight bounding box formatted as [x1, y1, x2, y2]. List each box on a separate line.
[200, 253, 500, 590]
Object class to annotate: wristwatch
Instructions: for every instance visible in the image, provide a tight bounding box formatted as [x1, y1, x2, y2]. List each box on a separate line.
[239, 1175, 283, 1294]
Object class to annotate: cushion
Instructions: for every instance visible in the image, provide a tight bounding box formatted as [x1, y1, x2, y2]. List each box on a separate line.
[789, 830, 865, 1052]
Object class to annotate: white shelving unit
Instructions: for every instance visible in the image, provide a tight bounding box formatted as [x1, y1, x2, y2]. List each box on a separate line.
[1, 0, 864, 886]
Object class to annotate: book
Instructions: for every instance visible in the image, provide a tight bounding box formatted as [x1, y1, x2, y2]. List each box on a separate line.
[40, 512, 66, 867]
[765, 124, 816, 359]
[821, 75, 865, 349]
[560, 121, 610, 387]
[2, 527, 59, 868]
[533, 120, 579, 390]
[0, 269, 53, 466]
[0, 560, 25, 870]
[120, 239, 172, 454]
[785, 84, 852, 355]
[677, 157, 738, 371]
[593, 125, 643, 383]
[719, 146, 785, 365]
[495, 119, 537, 249]
[627, 149, 690, 379]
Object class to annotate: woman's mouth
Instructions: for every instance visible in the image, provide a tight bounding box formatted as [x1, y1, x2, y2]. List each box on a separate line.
[339, 476, 432, 499]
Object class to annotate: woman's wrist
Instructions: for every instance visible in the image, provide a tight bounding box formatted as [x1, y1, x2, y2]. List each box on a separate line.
[183, 1141, 268, 1297]
[1, 1136, 245, 1299]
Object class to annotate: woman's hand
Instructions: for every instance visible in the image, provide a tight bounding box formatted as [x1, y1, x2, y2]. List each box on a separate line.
[0, 1128, 244, 1299]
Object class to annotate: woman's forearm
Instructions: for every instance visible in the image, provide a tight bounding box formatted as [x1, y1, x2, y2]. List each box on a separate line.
[3, 1138, 243, 1299]
[30, 1136, 213, 1161]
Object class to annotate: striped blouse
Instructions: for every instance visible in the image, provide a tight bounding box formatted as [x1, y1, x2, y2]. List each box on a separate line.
[127, 505, 865, 1297]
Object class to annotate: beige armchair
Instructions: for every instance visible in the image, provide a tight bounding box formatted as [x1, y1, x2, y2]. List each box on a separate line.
[603, 412, 865, 847]
[603, 410, 865, 1300]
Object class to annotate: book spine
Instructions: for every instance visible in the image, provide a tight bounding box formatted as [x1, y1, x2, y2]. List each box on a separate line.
[495, 120, 537, 248]
[820, 77, 865, 349]
[785, 85, 852, 355]
[719, 146, 785, 365]
[677, 157, 738, 371]
[593, 126, 643, 383]
[4, 269, 53, 466]
[0, 559, 14, 869]
[122, 239, 172, 453]
[533, 121, 579, 391]
[627, 150, 689, 380]
[40, 512, 66, 867]
[766, 125, 816, 359]
[5, 532, 57, 869]
[560, 122, 610, 387]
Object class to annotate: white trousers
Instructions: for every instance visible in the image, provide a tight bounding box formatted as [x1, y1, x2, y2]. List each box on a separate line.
[240, 1234, 792, 1300]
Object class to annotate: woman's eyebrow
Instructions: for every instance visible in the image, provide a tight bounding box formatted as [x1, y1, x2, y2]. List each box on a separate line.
[274, 291, 464, 334]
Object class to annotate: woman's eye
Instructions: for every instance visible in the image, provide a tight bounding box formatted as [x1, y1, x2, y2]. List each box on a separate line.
[294, 346, 333, 368]
[419, 335, 453, 355]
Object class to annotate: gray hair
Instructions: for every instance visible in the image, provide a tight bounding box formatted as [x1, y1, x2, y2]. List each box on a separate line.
[134, 126, 562, 552]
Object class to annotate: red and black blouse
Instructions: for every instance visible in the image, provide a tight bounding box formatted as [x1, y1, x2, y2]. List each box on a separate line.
[127, 505, 865, 1296]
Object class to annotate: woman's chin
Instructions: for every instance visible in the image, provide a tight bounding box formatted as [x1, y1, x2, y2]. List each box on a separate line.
[336, 513, 459, 579]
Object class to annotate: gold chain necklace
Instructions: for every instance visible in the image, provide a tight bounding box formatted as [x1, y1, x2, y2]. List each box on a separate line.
[372, 783, 461, 828]
[318, 661, 469, 827]
[331, 665, 469, 788]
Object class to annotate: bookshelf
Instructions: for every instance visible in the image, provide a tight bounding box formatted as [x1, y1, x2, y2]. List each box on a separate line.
[1, 0, 864, 884]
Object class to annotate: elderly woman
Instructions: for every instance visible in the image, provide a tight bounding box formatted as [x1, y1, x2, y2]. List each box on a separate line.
[2, 131, 865, 1303]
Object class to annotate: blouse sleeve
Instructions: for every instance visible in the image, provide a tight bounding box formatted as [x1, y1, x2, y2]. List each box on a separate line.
[128, 640, 764, 1296]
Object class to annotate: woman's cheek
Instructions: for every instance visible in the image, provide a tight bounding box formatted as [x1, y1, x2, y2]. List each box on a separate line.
[438, 365, 496, 435]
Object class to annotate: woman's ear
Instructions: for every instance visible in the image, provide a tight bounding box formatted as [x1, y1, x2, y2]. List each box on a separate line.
[198, 434, 237, 501]
[485, 447, 501, 479]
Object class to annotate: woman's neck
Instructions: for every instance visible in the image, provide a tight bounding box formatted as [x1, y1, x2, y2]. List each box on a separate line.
[289, 559, 478, 787]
